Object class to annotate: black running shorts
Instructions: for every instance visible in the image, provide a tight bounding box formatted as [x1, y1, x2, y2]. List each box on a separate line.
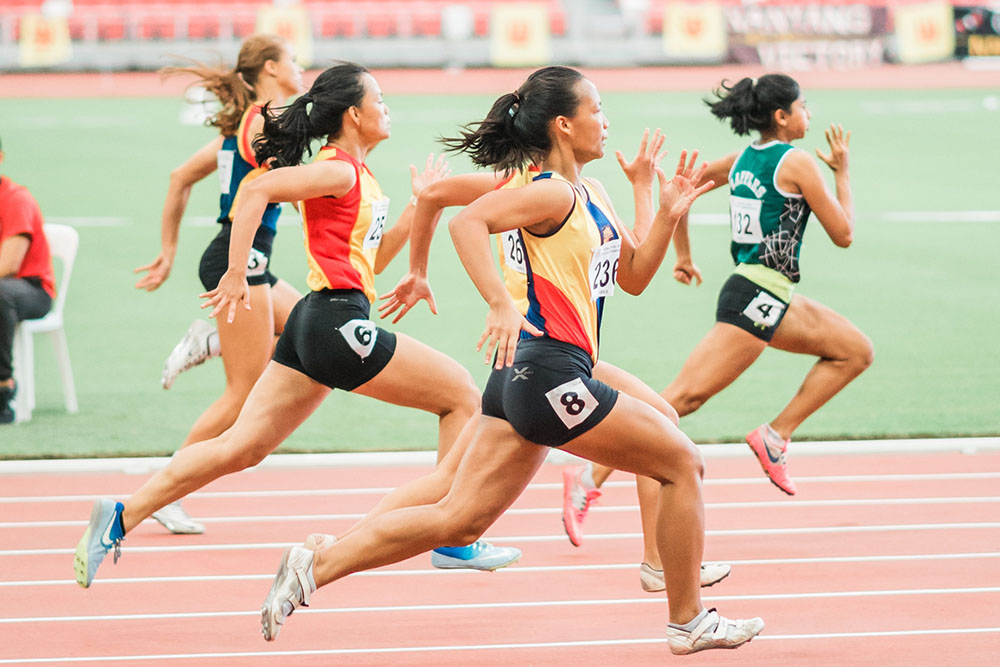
[199, 222, 278, 290]
[715, 273, 790, 343]
[481, 338, 618, 447]
[272, 289, 397, 391]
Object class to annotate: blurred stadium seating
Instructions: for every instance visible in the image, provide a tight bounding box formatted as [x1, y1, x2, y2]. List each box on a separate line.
[3, 0, 566, 42]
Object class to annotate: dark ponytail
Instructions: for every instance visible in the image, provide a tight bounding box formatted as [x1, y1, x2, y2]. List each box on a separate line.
[441, 66, 584, 173]
[705, 73, 800, 136]
[254, 62, 369, 168]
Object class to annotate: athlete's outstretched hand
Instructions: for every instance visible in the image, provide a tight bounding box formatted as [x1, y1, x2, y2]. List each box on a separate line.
[200, 268, 250, 324]
[616, 128, 666, 192]
[410, 152, 451, 197]
[378, 271, 437, 323]
[479, 302, 543, 369]
[134, 251, 174, 291]
[816, 123, 850, 173]
[657, 150, 714, 221]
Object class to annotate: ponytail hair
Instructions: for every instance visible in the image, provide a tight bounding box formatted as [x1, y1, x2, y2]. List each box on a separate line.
[705, 73, 800, 136]
[253, 62, 370, 168]
[161, 34, 288, 136]
[441, 66, 584, 173]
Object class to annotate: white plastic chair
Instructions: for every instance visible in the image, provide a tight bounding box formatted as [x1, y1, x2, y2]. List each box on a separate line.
[11, 223, 79, 423]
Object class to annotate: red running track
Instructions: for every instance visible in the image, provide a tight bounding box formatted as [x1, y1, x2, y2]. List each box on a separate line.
[2, 446, 999, 665]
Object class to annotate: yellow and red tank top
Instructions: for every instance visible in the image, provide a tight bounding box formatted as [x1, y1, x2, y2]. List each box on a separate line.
[299, 147, 389, 302]
[493, 165, 541, 314]
[220, 105, 281, 232]
[519, 172, 620, 363]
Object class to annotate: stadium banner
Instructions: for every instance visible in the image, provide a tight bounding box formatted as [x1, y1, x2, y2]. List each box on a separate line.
[18, 14, 72, 68]
[954, 5, 1000, 58]
[893, 1, 955, 63]
[490, 2, 551, 66]
[662, 2, 728, 61]
[256, 4, 314, 69]
[724, 2, 889, 70]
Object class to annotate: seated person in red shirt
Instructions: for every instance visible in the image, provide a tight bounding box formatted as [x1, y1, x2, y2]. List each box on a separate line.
[0, 137, 56, 423]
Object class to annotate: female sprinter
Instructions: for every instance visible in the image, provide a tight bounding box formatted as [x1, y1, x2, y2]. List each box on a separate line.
[132, 35, 304, 534]
[661, 74, 873, 495]
[258, 66, 762, 655]
[376, 132, 729, 592]
[73, 62, 522, 588]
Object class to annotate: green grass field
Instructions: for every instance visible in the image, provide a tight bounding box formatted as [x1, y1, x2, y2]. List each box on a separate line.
[1, 84, 998, 458]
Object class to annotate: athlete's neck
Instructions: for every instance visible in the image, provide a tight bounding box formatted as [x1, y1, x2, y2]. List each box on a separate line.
[325, 133, 373, 163]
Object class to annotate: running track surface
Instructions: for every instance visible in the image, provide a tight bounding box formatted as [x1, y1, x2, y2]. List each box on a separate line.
[2, 441, 1000, 665]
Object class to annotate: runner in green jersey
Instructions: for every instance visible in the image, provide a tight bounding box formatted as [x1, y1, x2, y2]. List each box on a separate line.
[661, 74, 873, 496]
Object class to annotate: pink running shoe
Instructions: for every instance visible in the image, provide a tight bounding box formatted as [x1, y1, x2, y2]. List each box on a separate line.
[746, 424, 796, 495]
[562, 465, 602, 546]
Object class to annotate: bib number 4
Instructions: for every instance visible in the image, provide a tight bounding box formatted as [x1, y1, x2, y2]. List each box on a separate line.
[742, 291, 786, 328]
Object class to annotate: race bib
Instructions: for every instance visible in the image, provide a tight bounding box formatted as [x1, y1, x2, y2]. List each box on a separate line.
[501, 230, 527, 274]
[545, 377, 599, 430]
[589, 239, 621, 300]
[338, 319, 378, 359]
[743, 291, 786, 328]
[217, 149, 235, 195]
[730, 195, 764, 244]
[246, 247, 268, 277]
[364, 198, 389, 250]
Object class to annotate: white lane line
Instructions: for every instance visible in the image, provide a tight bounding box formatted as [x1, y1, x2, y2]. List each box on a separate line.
[5, 471, 1000, 504]
[4, 552, 998, 588]
[3, 626, 1000, 663]
[3, 522, 999, 558]
[6, 495, 1000, 529]
[3, 586, 999, 625]
[2, 437, 998, 475]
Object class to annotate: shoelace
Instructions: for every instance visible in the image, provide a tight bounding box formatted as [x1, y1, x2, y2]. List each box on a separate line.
[112, 538, 123, 564]
[571, 487, 600, 514]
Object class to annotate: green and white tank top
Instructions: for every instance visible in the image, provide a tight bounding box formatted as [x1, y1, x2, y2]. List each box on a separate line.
[728, 140, 811, 285]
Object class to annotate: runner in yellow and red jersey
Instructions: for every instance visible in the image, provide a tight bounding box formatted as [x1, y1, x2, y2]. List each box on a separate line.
[260, 65, 762, 654]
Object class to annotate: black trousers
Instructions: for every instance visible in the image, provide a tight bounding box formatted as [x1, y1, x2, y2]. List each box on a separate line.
[0, 277, 52, 380]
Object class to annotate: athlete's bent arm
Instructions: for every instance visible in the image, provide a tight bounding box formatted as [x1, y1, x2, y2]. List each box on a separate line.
[203, 160, 355, 322]
[135, 137, 223, 291]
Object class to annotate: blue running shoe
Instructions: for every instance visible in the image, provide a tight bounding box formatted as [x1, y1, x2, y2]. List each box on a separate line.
[430, 540, 521, 571]
[74, 499, 125, 588]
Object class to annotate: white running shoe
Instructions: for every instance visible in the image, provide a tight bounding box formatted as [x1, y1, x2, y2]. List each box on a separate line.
[161, 319, 215, 389]
[639, 562, 733, 592]
[303, 533, 337, 551]
[665, 608, 764, 654]
[261, 546, 315, 642]
[151, 501, 205, 535]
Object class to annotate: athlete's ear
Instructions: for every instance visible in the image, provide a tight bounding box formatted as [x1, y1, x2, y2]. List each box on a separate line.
[553, 115, 572, 139]
[774, 108, 789, 128]
[347, 105, 361, 125]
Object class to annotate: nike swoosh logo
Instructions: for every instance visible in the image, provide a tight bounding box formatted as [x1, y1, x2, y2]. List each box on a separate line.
[765, 446, 782, 464]
[100, 510, 117, 548]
